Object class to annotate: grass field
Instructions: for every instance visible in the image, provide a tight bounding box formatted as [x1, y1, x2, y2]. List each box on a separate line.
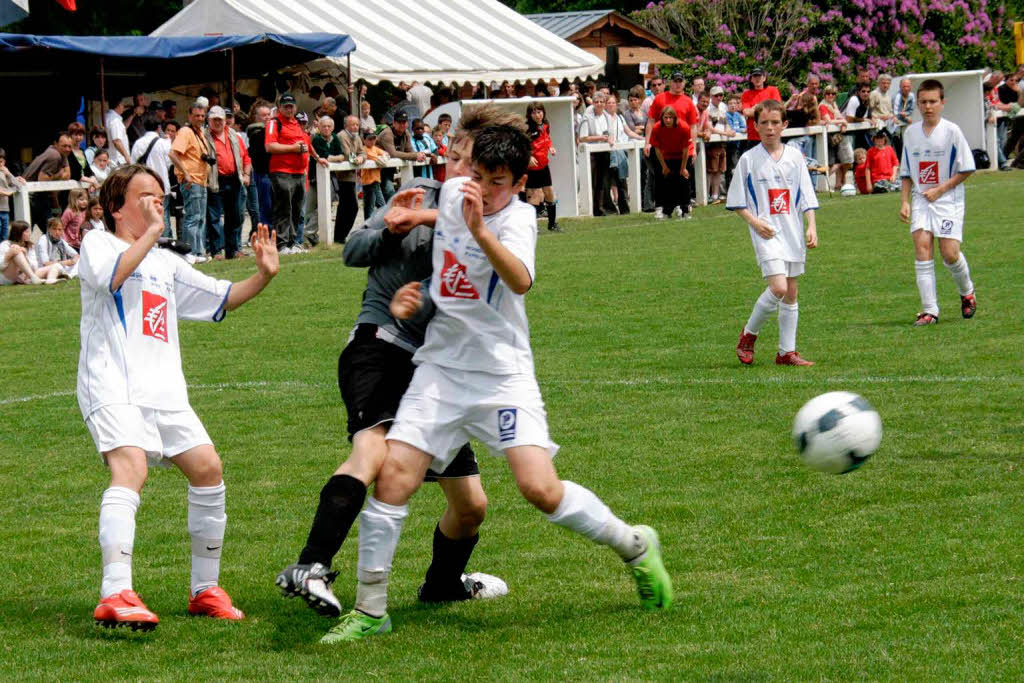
[1, 172, 1022, 681]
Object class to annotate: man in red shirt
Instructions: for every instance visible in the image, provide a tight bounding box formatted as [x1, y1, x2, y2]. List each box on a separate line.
[741, 68, 782, 150]
[207, 106, 252, 260]
[646, 72, 698, 209]
[266, 93, 317, 252]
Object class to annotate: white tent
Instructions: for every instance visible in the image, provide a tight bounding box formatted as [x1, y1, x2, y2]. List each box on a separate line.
[152, 0, 604, 85]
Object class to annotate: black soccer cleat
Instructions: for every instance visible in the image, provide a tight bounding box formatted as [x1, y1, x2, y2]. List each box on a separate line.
[275, 562, 342, 617]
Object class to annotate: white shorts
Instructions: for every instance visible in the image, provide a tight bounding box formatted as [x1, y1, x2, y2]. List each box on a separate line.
[760, 259, 805, 278]
[387, 363, 559, 473]
[85, 404, 213, 466]
[910, 206, 963, 242]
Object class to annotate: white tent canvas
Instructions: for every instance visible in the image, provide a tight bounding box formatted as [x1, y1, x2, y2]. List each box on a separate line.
[152, 0, 604, 86]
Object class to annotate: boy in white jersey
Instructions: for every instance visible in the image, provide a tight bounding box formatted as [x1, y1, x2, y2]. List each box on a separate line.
[728, 99, 819, 366]
[324, 125, 672, 642]
[78, 164, 279, 631]
[898, 79, 977, 325]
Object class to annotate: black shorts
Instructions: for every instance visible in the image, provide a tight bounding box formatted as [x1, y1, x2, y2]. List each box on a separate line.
[526, 166, 552, 189]
[337, 325, 479, 480]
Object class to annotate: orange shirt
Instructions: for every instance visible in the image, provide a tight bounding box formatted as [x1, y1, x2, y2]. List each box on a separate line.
[170, 125, 210, 186]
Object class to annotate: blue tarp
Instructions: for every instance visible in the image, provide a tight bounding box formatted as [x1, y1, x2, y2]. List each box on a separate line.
[0, 32, 355, 59]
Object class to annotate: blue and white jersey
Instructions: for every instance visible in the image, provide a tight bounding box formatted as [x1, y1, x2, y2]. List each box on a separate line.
[414, 177, 537, 375]
[899, 118, 974, 219]
[726, 143, 819, 264]
[76, 230, 232, 418]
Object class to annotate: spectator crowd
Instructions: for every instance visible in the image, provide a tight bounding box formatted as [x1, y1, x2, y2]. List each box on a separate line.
[3, 65, 1022, 287]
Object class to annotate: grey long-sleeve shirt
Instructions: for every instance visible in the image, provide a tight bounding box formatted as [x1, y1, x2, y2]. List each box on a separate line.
[341, 178, 441, 352]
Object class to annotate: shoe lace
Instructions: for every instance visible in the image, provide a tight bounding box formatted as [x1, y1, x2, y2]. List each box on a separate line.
[633, 566, 656, 602]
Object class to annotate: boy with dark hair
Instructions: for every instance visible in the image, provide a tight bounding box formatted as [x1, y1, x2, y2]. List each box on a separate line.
[729, 100, 819, 366]
[899, 79, 977, 325]
[325, 123, 672, 643]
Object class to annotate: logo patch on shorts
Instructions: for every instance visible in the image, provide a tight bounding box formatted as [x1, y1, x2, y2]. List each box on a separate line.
[768, 189, 790, 215]
[497, 408, 517, 442]
[919, 161, 939, 185]
[440, 250, 480, 299]
[940, 219, 953, 235]
[142, 290, 168, 342]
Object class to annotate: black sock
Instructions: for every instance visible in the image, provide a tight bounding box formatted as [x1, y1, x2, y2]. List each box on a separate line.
[297, 474, 366, 567]
[422, 525, 479, 597]
[546, 201, 557, 229]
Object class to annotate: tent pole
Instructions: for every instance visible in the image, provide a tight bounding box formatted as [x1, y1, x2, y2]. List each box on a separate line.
[229, 48, 236, 109]
[100, 57, 106, 117]
[347, 54, 355, 114]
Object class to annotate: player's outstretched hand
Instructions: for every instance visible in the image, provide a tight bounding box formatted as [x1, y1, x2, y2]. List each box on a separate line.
[460, 180, 486, 237]
[898, 201, 911, 224]
[751, 217, 776, 240]
[806, 225, 818, 248]
[390, 281, 422, 319]
[250, 223, 279, 277]
[392, 188, 426, 210]
[385, 206, 427, 235]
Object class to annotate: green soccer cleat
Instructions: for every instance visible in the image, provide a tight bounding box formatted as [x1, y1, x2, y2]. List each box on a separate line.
[629, 525, 673, 610]
[320, 610, 392, 644]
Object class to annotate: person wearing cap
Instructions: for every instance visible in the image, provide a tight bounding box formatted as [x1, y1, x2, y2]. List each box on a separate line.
[376, 111, 426, 201]
[741, 68, 782, 150]
[266, 93, 326, 253]
[646, 72, 698, 210]
[206, 105, 252, 260]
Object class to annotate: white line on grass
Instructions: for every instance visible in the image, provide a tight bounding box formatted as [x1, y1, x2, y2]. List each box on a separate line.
[2, 374, 1016, 407]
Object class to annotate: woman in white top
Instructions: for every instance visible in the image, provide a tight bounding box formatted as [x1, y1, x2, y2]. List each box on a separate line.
[0, 220, 62, 285]
[606, 94, 644, 214]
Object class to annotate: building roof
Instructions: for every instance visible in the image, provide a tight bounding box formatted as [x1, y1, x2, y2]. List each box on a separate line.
[581, 46, 682, 66]
[527, 9, 671, 49]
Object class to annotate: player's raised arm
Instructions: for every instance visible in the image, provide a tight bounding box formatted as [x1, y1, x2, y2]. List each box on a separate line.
[225, 223, 279, 311]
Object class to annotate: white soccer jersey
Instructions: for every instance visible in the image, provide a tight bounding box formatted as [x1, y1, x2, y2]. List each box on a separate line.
[726, 143, 819, 264]
[899, 118, 975, 219]
[414, 177, 538, 375]
[76, 230, 232, 418]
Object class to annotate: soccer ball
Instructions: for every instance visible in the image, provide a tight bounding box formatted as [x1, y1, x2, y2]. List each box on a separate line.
[792, 392, 882, 474]
[839, 183, 858, 197]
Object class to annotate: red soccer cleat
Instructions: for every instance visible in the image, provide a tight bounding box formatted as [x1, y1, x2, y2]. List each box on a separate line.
[775, 351, 815, 366]
[188, 586, 244, 620]
[736, 330, 757, 365]
[914, 312, 938, 326]
[960, 293, 977, 319]
[94, 590, 159, 631]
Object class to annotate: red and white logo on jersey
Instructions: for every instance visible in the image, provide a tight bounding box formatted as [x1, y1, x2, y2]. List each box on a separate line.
[439, 250, 480, 299]
[142, 291, 168, 342]
[919, 161, 939, 185]
[768, 189, 790, 215]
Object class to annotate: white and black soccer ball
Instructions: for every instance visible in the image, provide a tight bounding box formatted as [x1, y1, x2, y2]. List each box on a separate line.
[840, 183, 858, 197]
[793, 392, 882, 474]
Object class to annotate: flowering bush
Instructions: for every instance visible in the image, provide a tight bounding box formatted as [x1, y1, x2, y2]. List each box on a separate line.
[633, 0, 1016, 94]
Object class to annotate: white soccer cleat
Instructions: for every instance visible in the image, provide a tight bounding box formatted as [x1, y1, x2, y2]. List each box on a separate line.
[654, 208, 666, 220]
[462, 572, 509, 600]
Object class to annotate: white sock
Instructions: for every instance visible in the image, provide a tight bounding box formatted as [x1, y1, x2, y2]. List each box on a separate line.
[745, 288, 782, 336]
[546, 481, 646, 561]
[915, 260, 939, 316]
[99, 486, 139, 599]
[354, 497, 408, 618]
[778, 301, 799, 354]
[944, 253, 974, 296]
[188, 482, 226, 597]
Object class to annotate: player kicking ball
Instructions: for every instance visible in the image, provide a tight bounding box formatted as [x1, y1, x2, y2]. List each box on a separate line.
[898, 78, 977, 326]
[727, 99, 819, 366]
[78, 164, 279, 631]
[276, 106, 519, 624]
[324, 124, 672, 643]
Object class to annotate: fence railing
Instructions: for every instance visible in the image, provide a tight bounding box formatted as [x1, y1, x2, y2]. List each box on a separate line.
[9, 179, 91, 230]
[574, 139, 644, 217]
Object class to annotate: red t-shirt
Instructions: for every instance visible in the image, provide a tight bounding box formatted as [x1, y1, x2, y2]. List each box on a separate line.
[741, 86, 783, 141]
[212, 130, 251, 177]
[866, 145, 899, 183]
[265, 115, 310, 175]
[854, 162, 870, 195]
[530, 123, 553, 169]
[650, 121, 691, 160]
[648, 92, 698, 153]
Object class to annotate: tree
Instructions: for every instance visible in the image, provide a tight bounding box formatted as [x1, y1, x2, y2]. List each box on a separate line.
[5, 0, 181, 35]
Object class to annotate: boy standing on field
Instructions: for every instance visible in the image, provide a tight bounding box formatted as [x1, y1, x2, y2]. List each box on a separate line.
[898, 79, 977, 325]
[728, 100, 819, 367]
[78, 164, 279, 631]
[324, 124, 672, 642]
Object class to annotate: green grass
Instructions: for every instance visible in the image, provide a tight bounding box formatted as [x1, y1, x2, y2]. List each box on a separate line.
[1, 172, 1022, 681]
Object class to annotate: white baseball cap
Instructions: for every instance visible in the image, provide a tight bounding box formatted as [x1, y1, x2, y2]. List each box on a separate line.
[208, 105, 226, 119]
